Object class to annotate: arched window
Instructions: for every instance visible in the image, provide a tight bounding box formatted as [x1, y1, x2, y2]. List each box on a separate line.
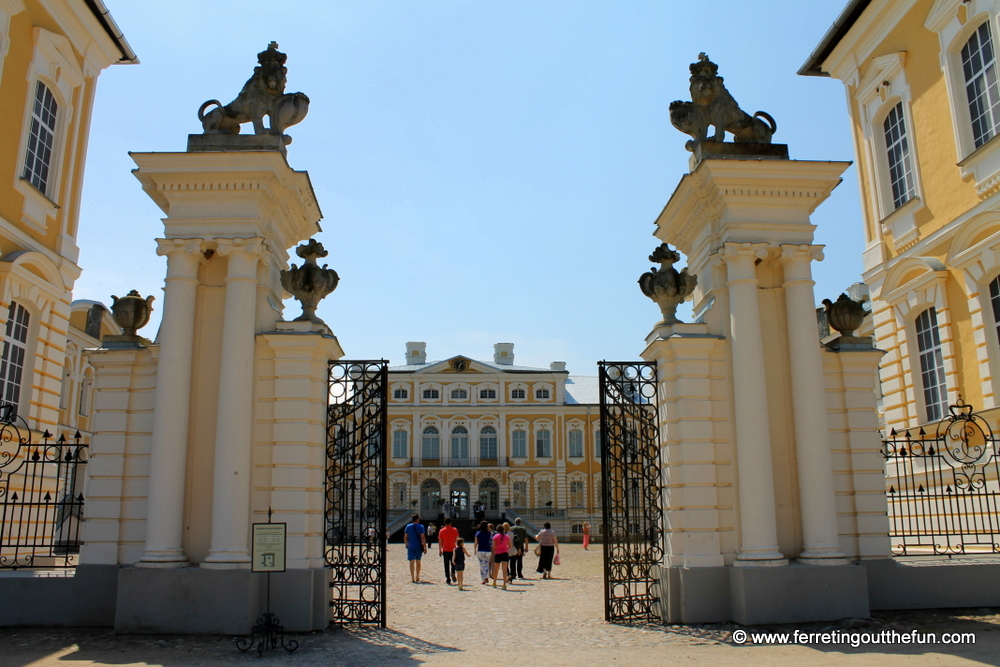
[511, 429, 527, 458]
[392, 430, 408, 459]
[22, 82, 58, 195]
[450, 426, 469, 460]
[479, 425, 497, 459]
[962, 22, 1000, 148]
[0, 302, 31, 413]
[990, 276, 1000, 344]
[536, 429, 552, 458]
[568, 429, 583, 458]
[421, 426, 440, 459]
[882, 102, 916, 209]
[915, 308, 948, 422]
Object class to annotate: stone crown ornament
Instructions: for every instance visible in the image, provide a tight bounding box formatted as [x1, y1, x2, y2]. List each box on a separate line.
[280, 239, 340, 326]
[669, 53, 777, 152]
[638, 244, 697, 326]
[110, 290, 155, 336]
[197, 42, 310, 144]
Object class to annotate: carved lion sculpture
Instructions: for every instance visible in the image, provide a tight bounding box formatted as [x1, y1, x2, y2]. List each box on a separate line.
[198, 42, 310, 140]
[669, 53, 776, 152]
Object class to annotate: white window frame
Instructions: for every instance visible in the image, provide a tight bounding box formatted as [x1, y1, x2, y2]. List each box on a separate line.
[479, 425, 498, 459]
[510, 383, 527, 402]
[392, 429, 408, 459]
[915, 307, 949, 422]
[568, 429, 584, 458]
[536, 478, 553, 508]
[421, 426, 440, 459]
[449, 426, 469, 460]
[511, 480, 528, 508]
[535, 428, 552, 459]
[14, 28, 84, 232]
[855, 52, 925, 252]
[510, 428, 528, 459]
[926, 3, 1000, 193]
[569, 479, 585, 508]
[0, 301, 31, 415]
[392, 387, 409, 400]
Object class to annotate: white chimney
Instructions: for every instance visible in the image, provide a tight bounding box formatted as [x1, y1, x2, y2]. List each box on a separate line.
[406, 342, 427, 364]
[550, 361, 566, 372]
[494, 343, 514, 365]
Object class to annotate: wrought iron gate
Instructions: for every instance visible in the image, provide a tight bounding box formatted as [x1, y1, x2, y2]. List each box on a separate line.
[0, 403, 87, 569]
[325, 361, 388, 626]
[882, 400, 1000, 556]
[598, 361, 663, 622]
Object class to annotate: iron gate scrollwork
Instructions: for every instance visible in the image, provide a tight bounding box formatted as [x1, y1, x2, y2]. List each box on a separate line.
[0, 403, 87, 569]
[325, 361, 388, 626]
[599, 361, 663, 622]
[882, 400, 1000, 556]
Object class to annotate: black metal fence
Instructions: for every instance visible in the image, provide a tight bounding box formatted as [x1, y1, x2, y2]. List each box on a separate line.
[325, 361, 388, 626]
[882, 400, 1000, 557]
[598, 361, 663, 622]
[0, 404, 87, 569]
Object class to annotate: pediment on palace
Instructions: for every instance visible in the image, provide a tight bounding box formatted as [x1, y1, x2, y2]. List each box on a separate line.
[417, 356, 492, 375]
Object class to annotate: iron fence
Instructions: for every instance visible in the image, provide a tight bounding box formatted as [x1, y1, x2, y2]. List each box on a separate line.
[882, 400, 1000, 556]
[0, 404, 87, 569]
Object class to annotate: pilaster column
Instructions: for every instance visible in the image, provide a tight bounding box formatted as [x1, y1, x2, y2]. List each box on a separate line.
[139, 238, 205, 567]
[721, 242, 787, 567]
[781, 245, 847, 564]
[203, 237, 265, 568]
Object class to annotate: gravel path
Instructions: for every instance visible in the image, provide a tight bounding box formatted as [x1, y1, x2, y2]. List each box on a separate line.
[2, 545, 999, 666]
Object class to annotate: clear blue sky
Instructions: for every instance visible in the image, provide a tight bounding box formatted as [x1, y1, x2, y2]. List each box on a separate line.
[79, 1, 859, 374]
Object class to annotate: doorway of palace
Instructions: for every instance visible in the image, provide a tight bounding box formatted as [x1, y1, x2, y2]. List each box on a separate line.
[479, 478, 500, 519]
[449, 479, 470, 518]
[598, 361, 663, 623]
[420, 478, 441, 519]
[325, 360, 389, 627]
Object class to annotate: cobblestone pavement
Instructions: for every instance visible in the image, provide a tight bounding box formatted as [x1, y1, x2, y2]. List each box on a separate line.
[2, 545, 1000, 666]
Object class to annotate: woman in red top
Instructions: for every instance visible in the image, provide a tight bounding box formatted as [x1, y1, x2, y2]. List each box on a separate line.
[491, 524, 511, 590]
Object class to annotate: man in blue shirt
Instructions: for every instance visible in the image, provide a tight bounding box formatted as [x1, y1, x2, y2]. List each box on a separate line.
[403, 513, 427, 582]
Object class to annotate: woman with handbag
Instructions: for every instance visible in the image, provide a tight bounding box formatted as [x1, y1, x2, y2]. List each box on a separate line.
[535, 522, 559, 579]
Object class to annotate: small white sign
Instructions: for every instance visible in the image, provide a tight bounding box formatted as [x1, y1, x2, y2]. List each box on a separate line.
[252, 523, 287, 573]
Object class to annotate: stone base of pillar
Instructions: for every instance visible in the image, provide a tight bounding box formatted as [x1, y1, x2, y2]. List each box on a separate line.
[135, 559, 190, 569]
[115, 567, 329, 634]
[654, 563, 869, 624]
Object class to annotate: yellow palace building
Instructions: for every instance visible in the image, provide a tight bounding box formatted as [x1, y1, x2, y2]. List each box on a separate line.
[386, 342, 602, 539]
[0, 0, 134, 437]
[802, 0, 1000, 432]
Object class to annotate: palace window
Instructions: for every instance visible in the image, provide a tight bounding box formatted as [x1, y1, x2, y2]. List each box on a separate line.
[422, 388, 439, 400]
[594, 429, 602, 458]
[450, 388, 467, 400]
[512, 481, 527, 507]
[570, 480, 585, 508]
[393, 482, 407, 508]
[22, 82, 58, 195]
[537, 480, 552, 507]
[915, 308, 948, 422]
[0, 302, 30, 412]
[450, 426, 469, 459]
[479, 388, 496, 399]
[392, 430, 408, 458]
[421, 426, 440, 459]
[479, 425, 498, 459]
[883, 102, 916, 209]
[536, 429, 552, 458]
[989, 276, 1000, 344]
[393, 388, 408, 400]
[535, 388, 550, 400]
[511, 388, 525, 399]
[511, 429, 527, 458]
[963, 21, 1000, 148]
[568, 429, 583, 458]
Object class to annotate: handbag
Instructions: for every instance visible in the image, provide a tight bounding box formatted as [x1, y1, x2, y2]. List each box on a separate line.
[534, 545, 542, 557]
[553, 553, 561, 566]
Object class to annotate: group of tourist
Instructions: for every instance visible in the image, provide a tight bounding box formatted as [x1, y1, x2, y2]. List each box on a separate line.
[402, 514, 566, 589]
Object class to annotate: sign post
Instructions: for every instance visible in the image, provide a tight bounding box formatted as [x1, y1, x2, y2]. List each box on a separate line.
[236, 508, 299, 655]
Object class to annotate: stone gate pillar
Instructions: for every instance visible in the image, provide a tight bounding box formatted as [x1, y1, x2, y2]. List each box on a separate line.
[642, 144, 882, 624]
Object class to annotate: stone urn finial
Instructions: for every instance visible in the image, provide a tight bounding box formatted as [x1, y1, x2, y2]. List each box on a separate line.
[638, 244, 698, 326]
[280, 239, 340, 326]
[110, 290, 155, 336]
[822, 293, 866, 337]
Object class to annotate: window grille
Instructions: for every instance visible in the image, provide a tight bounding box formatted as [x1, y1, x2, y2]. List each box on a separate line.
[915, 308, 948, 422]
[23, 82, 58, 195]
[883, 102, 916, 209]
[963, 22, 1000, 148]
